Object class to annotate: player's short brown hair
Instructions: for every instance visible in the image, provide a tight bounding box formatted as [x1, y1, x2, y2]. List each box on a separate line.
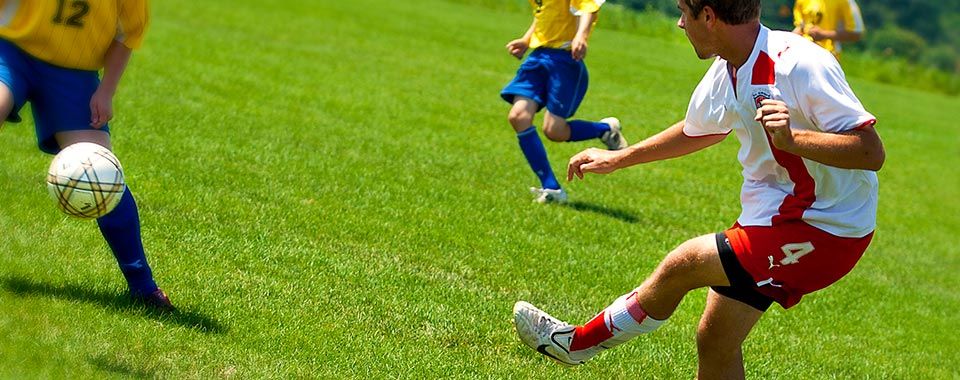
[682, 0, 760, 25]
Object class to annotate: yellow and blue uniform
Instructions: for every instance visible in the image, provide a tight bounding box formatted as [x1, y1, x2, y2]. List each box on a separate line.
[501, 0, 606, 117]
[0, 0, 148, 153]
[793, 0, 864, 57]
[501, 0, 612, 194]
[0, 1, 161, 300]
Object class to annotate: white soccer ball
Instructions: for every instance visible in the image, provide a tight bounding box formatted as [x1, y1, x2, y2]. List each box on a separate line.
[46, 142, 126, 219]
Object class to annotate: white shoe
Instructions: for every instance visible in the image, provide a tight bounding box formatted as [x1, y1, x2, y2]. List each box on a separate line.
[599, 117, 628, 150]
[529, 187, 568, 204]
[513, 301, 595, 366]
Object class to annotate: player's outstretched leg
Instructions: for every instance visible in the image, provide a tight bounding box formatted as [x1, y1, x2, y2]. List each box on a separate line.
[55, 131, 173, 311]
[514, 234, 729, 365]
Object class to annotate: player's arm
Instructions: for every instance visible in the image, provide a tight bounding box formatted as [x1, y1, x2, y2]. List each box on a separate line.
[90, 40, 132, 128]
[567, 121, 727, 180]
[756, 99, 884, 171]
[808, 1, 863, 42]
[570, 11, 597, 61]
[507, 20, 536, 59]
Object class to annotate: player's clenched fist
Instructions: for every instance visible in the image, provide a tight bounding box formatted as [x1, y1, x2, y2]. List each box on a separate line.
[755, 99, 796, 151]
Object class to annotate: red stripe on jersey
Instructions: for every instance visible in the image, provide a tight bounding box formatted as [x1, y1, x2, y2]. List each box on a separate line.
[752, 51, 776, 85]
[767, 134, 817, 224]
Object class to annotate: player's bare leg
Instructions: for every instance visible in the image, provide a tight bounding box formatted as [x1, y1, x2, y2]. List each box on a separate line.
[634, 234, 730, 319]
[54, 129, 112, 149]
[515, 234, 733, 364]
[696, 289, 763, 380]
[0, 84, 13, 127]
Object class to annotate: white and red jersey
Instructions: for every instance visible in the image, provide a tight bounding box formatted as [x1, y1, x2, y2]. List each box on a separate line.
[684, 25, 877, 238]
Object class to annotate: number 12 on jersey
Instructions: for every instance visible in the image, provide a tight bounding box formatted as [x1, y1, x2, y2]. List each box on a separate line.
[52, 0, 90, 28]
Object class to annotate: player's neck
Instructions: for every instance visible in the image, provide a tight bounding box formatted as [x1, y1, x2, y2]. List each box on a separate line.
[720, 21, 761, 69]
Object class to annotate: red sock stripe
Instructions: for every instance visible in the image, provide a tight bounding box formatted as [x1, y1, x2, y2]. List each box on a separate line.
[624, 292, 647, 323]
[570, 312, 613, 351]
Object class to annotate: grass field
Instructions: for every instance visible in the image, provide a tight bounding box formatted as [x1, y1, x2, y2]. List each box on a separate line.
[1, 0, 958, 378]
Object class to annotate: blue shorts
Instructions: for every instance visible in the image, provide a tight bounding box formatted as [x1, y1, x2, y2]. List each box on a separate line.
[0, 38, 108, 154]
[500, 47, 589, 119]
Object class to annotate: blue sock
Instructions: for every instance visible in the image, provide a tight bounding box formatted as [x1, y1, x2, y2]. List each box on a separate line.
[567, 120, 611, 142]
[97, 188, 158, 296]
[517, 127, 560, 190]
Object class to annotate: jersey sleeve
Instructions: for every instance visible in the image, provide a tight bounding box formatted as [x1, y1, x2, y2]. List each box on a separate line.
[683, 61, 734, 137]
[838, 0, 865, 33]
[570, 0, 604, 16]
[117, 0, 150, 49]
[790, 54, 875, 133]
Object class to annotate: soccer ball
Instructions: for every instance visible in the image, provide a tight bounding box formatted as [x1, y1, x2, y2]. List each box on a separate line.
[46, 142, 126, 219]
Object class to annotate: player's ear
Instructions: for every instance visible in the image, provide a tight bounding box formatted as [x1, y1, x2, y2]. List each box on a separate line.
[702, 5, 715, 25]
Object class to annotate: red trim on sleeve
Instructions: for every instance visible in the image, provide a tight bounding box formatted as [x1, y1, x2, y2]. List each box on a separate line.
[851, 119, 877, 130]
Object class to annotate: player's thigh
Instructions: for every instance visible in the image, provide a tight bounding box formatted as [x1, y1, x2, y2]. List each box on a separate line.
[697, 289, 763, 351]
[0, 83, 13, 125]
[55, 129, 112, 150]
[656, 234, 730, 289]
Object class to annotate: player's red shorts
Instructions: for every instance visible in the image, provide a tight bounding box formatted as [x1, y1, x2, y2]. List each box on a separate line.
[722, 221, 873, 309]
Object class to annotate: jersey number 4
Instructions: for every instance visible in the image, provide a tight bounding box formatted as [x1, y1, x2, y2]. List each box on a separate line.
[52, 0, 90, 28]
[779, 242, 814, 265]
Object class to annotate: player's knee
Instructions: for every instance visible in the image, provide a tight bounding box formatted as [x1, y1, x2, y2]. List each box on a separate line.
[696, 330, 741, 368]
[655, 249, 699, 283]
[507, 108, 533, 130]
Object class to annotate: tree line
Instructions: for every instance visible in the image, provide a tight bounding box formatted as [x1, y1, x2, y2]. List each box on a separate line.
[610, 0, 959, 73]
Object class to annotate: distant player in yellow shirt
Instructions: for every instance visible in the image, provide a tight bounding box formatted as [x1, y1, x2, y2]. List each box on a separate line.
[792, 0, 865, 59]
[500, 0, 628, 204]
[0, 0, 173, 310]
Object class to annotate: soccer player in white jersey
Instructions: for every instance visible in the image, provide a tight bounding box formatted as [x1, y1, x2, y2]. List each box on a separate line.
[512, 0, 885, 376]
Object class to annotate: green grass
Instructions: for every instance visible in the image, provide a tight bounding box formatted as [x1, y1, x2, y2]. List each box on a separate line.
[0, 0, 958, 377]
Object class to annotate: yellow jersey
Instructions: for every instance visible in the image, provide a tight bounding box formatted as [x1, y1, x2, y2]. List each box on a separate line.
[0, 0, 149, 70]
[528, 0, 604, 50]
[793, 0, 864, 57]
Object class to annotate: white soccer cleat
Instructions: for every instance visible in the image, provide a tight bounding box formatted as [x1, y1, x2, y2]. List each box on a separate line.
[513, 301, 593, 366]
[530, 187, 568, 204]
[599, 117, 628, 150]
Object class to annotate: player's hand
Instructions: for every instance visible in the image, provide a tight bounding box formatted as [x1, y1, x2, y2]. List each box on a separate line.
[567, 147, 622, 181]
[571, 36, 588, 61]
[89, 87, 114, 129]
[755, 99, 795, 151]
[506, 39, 529, 59]
[807, 26, 827, 41]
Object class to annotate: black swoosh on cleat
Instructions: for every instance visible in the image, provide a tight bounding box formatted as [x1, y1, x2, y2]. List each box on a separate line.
[536, 345, 581, 366]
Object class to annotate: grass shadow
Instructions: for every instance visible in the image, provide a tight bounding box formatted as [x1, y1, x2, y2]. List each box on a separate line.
[87, 355, 158, 378]
[561, 201, 641, 224]
[1, 276, 227, 334]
